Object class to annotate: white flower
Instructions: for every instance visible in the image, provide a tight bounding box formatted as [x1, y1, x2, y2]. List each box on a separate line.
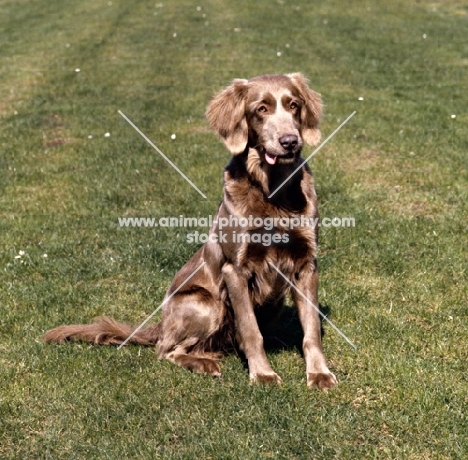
[104, 132, 110, 137]
[171, 134, 176, 140]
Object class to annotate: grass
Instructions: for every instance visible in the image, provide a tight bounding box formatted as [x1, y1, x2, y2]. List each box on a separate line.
[0, 0, 467, 458]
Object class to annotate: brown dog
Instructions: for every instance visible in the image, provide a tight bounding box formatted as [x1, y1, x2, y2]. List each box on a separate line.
[44, 73, 337, 390]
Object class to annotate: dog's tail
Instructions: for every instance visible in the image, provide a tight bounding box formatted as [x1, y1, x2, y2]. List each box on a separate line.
[43, 316, 161, 346]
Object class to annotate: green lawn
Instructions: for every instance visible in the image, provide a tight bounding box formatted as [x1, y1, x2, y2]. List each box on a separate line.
[1, 0, 467, 458]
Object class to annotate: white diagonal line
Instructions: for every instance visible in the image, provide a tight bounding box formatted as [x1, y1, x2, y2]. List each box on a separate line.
[117, 261, 206, 349]
[118, 110, 207, 199]
[268, 262, 357, 350]
[268, 111, 356, 199]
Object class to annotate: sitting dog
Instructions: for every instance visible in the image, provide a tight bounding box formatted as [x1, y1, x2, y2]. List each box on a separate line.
[44, 73, 337, 390]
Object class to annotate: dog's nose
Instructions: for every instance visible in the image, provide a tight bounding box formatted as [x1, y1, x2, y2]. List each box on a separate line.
[279, 134, 298, 151]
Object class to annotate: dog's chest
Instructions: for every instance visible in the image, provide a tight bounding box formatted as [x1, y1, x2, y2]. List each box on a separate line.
[235, 225, 316, 303]
[237, 225, 315, 266]
[218, 168, 318, 303]
[236, 229, 315, 305]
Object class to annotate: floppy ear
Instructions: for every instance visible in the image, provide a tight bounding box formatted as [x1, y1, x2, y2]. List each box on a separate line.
[205, 79, 248, 154]
[288, 73, 322, 146]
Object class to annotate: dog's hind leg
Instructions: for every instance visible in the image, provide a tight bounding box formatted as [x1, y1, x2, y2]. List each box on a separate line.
[156, 290, 229, 377]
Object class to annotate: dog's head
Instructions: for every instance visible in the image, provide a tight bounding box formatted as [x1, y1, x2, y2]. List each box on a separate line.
[206, 73, 322, 165]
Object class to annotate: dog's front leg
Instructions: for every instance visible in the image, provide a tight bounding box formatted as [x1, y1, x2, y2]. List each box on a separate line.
[222, 264, 282, 384]
[293, 262, 338, 390]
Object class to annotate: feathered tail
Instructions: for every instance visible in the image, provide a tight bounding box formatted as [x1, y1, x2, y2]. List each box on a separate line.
[43, 316, 161, 346]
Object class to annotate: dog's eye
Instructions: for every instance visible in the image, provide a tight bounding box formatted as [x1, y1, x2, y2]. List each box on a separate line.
[290, 102, 299, 110]
[257, 105, 268, 114]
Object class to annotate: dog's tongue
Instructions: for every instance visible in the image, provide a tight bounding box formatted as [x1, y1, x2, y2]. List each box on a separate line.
[265, 153, 277, 165]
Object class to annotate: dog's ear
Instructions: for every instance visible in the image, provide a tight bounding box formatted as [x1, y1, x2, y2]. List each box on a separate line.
[288, 73, 322, 146]
[205, 79, 248, 155]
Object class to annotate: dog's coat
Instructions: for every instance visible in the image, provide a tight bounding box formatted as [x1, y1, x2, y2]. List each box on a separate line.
[44, 73, 337, 390]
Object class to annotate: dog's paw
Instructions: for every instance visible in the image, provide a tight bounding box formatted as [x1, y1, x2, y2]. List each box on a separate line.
[200, 358, 222, 377]
[172, 354, 221, 377]
[250, 372, 283, 385]
[307, 372, 337, 390]
[191, 357, 222, 377]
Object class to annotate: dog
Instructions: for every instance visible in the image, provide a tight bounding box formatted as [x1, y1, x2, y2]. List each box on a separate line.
[44, 73, 337, 390]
